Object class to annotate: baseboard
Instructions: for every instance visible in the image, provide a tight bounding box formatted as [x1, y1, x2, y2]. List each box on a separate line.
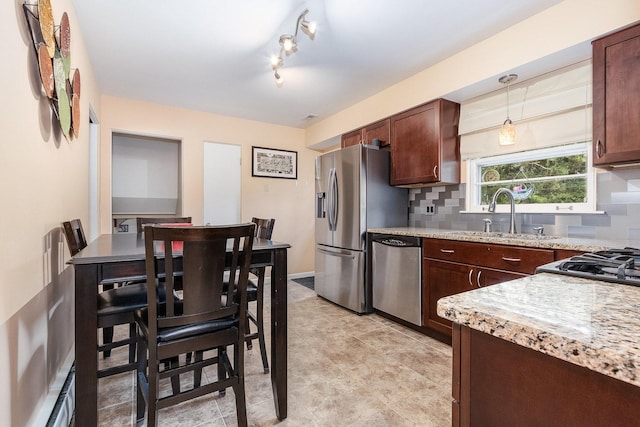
[46, 364, 75, 427]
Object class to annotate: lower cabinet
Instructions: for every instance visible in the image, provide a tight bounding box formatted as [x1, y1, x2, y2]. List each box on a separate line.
[423, 259, 524, 335]
[452, 324, 640, 426]
[423, 238, 554, 337]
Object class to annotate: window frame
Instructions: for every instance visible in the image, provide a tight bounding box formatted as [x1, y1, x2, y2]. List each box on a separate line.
[464, 142, 597, 214]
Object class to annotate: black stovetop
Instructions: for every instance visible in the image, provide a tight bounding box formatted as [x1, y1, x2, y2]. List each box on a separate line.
[536, 248, 640, 287]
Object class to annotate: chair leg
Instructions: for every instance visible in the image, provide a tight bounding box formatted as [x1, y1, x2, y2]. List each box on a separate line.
[194, 351, 203, 388]
[129, 323, 137, 364]
[233, 340, 248, 427]
[245, 316, 252, 350]
[102, 327, 114, 358]
[234, 378, 248, 427]
[148, 350, 159, 427]
[101, 283, 115, 358]
[256, 271, 269, 373]
[167, 357, 180, 395]
[218, 347, 227, 397]
[136, 332, 147, 424]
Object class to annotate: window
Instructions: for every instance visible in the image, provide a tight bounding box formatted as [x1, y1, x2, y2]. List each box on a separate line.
[465, 142, 596, 213]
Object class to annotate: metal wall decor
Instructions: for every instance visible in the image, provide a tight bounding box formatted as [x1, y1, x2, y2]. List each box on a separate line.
[23, 1, 81, 141]
[251, 146, 298, 179]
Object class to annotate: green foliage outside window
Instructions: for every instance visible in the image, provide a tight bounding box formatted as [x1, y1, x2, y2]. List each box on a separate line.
[479, 153, 587, 205]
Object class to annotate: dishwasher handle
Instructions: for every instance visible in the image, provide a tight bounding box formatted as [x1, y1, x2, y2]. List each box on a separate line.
[371, 235, 421, 248]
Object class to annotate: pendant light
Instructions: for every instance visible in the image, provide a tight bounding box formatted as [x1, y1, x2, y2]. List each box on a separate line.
[498, 74, 518, 146]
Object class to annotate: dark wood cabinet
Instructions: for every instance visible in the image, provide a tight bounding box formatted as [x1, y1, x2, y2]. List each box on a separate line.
[390, 99, 460, 186]
[364, 119, 390, 146]
[341, 128, 364, 148]
[341, 119, 391, 148]
[592, 22, 640, 167]
[423, 238, 553, 337]
[423, 259, 474, 334]
[452, 324, 640, 427]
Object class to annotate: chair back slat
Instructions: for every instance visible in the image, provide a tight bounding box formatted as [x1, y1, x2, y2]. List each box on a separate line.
[251, 217, 275, 240]
[144, 224, 255, 335]
[62, 219, 88, 256]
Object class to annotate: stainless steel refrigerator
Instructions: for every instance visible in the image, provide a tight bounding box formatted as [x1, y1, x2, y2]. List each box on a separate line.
[314, 144, 407, 313]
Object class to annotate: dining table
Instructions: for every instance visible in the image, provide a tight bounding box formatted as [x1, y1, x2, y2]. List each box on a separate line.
[69, 232, 290, 426]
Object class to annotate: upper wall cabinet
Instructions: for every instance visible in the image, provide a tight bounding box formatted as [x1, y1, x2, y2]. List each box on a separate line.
[341, 128, 364, 148]
[592, 22, 640, 167]
[364, 119, 390, 147]
[390, 99, 460, 187]
[341, 119, 391, 148]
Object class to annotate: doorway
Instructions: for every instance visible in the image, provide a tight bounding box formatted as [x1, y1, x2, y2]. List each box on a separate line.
[203, 142, 241, 225]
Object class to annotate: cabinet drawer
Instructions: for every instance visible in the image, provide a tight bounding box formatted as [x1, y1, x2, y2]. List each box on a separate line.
[424, 238, 554, 275]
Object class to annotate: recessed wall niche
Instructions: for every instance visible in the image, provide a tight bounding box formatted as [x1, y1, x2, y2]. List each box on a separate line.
[111, 133, 182, 226]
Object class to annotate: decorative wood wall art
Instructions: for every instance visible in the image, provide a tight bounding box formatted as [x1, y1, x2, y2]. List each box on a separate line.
[23, 1, 81, 141]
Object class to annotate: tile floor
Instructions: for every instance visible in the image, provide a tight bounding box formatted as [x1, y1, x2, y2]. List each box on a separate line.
[95, 281, 453, 426]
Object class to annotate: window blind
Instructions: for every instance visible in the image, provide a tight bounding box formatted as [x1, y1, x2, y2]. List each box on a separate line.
[459, 61, 592, 160]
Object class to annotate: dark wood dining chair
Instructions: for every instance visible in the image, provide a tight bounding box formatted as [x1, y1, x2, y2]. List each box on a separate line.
[136, 216, 192, 234]
[245, 217, 275, 373]
[135, 223, 254, 427]
[62, 219, 160, 376]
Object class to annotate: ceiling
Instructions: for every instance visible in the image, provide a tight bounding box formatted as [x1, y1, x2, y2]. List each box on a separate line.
[71, 0, 581, 129]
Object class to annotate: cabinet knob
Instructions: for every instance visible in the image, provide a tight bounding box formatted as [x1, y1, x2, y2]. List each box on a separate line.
[433, 164, 438, 179]
[468, 269, 474, 286]
[440, 249, 455, 254]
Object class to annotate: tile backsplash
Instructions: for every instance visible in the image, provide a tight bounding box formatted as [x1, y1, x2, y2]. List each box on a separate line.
[408, 168, 640, 241]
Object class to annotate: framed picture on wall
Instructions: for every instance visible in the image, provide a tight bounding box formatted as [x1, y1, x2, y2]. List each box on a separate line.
[251, 146, 298, 179]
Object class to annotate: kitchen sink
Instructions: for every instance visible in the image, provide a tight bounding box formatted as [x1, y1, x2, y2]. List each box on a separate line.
[447, 231, 560, 240]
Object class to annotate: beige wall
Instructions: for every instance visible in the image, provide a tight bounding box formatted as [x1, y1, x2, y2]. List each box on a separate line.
[305, 0, 640, 148]
[0, 0, 100, 424]
[99, 96, 316, 275]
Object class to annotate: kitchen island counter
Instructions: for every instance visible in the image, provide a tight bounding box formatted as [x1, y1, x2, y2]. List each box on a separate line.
[437, 273, 640, 426]
[437, 272, 640, 386]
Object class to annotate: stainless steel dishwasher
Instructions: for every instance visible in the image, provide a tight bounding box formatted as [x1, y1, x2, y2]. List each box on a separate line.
[371, 234, 422, 326]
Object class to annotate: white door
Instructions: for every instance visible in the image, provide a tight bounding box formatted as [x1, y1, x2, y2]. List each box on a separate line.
[203, 142, 241, 225]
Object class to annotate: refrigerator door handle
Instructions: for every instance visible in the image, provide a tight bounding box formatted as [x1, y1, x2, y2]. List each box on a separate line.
[317, 247, 355, 259]
[328, 168, 338, 231]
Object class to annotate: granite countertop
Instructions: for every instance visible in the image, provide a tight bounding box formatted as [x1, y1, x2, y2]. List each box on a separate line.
[368, 226, 640, 252]
[437, 273, 640, 387]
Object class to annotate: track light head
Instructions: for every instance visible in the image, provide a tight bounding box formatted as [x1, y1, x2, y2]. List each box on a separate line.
[279, 34, 297, 55]
[274, 70, 283, 87]
[298, 9, 316, 39]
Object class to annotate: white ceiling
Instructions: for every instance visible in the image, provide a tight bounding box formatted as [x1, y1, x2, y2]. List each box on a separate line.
[71, 0, 581, 129]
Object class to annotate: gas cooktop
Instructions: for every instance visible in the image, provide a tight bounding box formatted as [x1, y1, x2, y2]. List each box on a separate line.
[536, 248, 640, 287]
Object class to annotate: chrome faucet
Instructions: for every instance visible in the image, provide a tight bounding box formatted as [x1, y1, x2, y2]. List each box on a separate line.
[488, 188, 517, 234]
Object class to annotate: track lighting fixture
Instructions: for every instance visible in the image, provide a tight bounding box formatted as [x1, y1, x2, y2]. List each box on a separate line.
[271, 9, 316, 87]
[274, 70, 283, 87]
[498, 74, 518, 146]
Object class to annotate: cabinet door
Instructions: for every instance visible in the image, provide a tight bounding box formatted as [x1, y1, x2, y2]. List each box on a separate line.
[423, 259, 473, 335]
[391, 102, 439, 185]
[476, 267, 525, 288]
[364, 119, 390, 147]
[341, 128, 364, 148]
[593, 23, 640, 166]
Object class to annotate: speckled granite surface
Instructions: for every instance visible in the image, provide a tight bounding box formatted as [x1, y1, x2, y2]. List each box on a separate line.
[437, 273, 640, 387]
[368, 227, 640, 252]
